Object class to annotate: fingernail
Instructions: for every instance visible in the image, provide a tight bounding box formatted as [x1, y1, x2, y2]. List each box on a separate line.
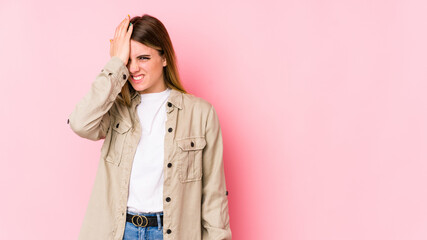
[128, 14, 130, 18]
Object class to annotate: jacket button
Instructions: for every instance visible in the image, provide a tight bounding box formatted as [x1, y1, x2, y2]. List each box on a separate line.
[167, 102, 172, 107]
[166, 197, 171, 202]
[168, 128, 173, 132]
[191, 141, 194, 147]
[108, 73, 112, 76]
[67, 119, 69, 124]
[116, 123, 120, 128]
[166, 229, 172, 234]
[123, 74, 127, 79]
[167, 163, 172, 168]
[226, 191, 228, 196]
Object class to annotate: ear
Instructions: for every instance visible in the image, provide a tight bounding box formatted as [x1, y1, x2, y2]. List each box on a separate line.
[162, 56, 167, 67]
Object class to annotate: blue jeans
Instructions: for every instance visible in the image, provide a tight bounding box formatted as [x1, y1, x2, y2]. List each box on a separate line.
[123, 209, 164, 240]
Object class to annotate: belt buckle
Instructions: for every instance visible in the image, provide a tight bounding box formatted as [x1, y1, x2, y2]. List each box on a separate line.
[131, 214, 148, 227]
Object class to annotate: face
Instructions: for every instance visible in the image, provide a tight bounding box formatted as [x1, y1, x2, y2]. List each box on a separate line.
[127, 40, 167, 94]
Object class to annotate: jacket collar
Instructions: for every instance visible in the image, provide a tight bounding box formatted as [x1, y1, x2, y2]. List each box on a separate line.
[131, 87, 183, 110]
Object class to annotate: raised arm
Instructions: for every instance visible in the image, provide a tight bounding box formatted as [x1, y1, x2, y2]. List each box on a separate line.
[68, 56, 129, 140]
[68, 15, 133, 141]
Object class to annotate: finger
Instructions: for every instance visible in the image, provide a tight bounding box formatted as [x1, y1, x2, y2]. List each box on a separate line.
[118, 16, 130, 38]
[118, 19, 128, 39]
[115, 17, 127, 39]
[114, 24, 120, 39]
[126, 23, 133, 39]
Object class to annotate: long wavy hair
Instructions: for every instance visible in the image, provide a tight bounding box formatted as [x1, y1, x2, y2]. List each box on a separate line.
[117, 14, 187, 107]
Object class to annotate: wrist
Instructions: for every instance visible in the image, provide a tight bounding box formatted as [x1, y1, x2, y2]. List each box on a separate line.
[110, 55, 127, 66]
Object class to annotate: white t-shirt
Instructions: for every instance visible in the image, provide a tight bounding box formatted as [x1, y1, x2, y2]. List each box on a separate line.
[126, 87, 171, 213]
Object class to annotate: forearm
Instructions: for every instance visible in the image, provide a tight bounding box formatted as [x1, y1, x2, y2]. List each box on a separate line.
[68, 56, 129, 140]
[201, 105, 232, 239]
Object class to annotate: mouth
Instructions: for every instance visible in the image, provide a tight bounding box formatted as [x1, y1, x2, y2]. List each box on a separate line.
[131, 74, 145, 82]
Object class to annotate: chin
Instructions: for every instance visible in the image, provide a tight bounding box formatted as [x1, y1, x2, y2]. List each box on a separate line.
[131, 84, 147, 92]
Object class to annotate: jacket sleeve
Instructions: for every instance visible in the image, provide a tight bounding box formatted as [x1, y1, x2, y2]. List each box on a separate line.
[201, 104, 232, 240]
[68, 56, 129, 141]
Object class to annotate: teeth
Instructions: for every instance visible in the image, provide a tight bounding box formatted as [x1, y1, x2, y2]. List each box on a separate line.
[133, 75, 143, 80]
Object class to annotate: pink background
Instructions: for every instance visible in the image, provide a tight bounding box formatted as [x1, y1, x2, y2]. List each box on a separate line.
[1, 0, 427, 239]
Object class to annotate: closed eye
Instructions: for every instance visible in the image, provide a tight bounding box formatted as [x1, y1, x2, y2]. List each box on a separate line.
[128, 55, 151, 64]
[138, 56, 150, 60]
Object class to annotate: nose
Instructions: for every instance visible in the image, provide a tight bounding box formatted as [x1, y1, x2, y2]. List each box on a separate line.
[128, 60, 139, 73]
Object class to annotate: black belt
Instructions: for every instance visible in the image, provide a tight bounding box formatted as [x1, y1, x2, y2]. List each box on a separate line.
[126, 213, 163, 227]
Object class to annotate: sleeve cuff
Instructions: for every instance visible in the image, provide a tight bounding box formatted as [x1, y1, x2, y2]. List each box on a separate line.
[103, 56, 127, 73]
[101, 56, 130, 102]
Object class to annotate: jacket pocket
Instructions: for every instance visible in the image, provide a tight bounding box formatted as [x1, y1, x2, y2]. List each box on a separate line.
[104, 118, 132, 166]
[176, 136, 206, 182]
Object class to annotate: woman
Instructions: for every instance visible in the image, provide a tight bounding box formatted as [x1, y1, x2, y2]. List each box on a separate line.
[68, 14, 231, 240]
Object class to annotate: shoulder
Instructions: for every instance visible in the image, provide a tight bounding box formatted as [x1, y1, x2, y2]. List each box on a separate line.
[181, 92, 214, 112]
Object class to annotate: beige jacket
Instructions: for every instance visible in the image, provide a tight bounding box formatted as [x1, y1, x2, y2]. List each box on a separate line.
[68, 56, 231, 240]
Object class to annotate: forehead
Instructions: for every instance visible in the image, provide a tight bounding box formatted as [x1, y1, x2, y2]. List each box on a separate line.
[130, 40, 157, 56]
